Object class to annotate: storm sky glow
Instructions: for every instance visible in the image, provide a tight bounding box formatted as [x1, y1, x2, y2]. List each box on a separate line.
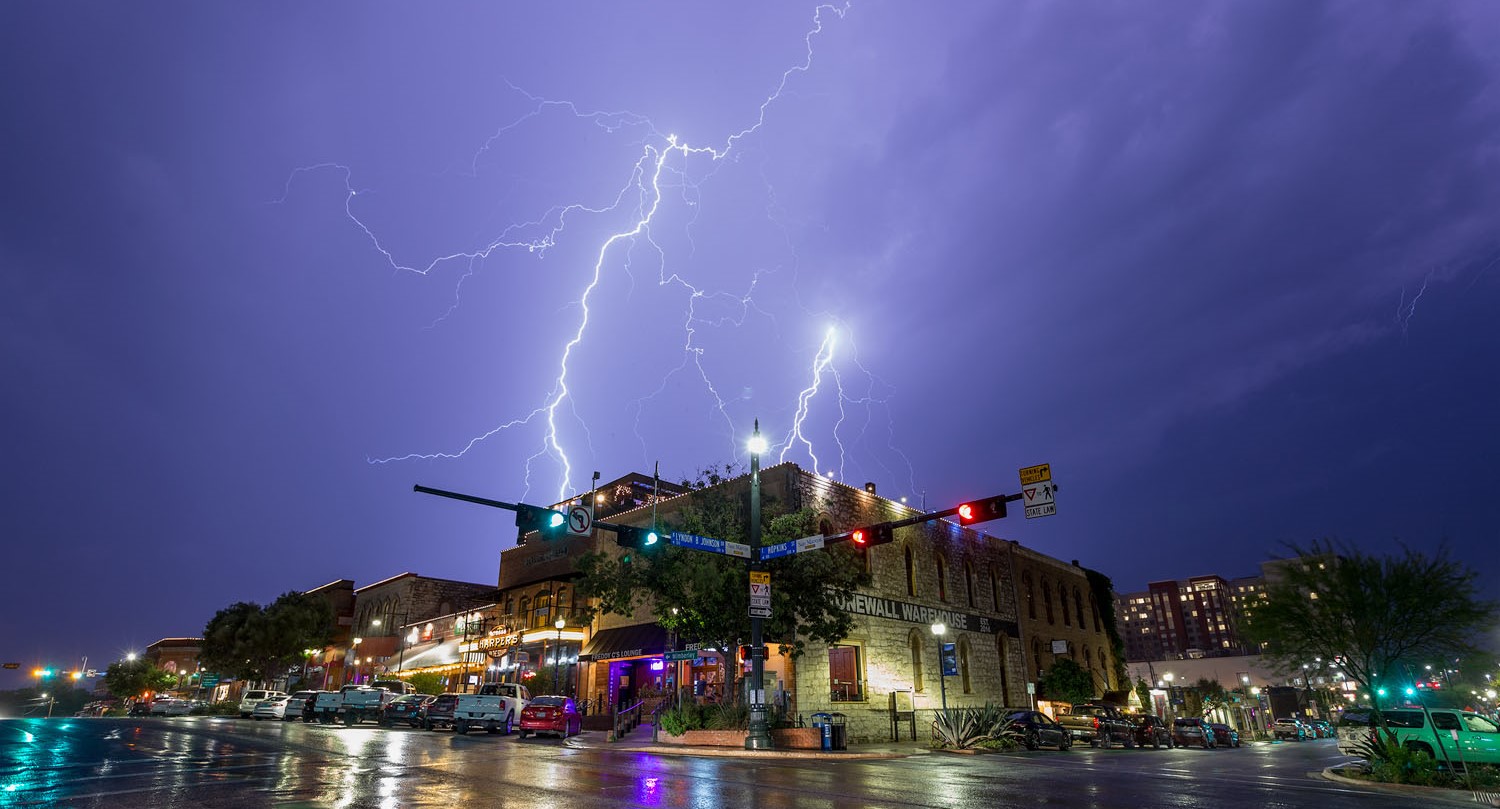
[2, 1, 1499, 683]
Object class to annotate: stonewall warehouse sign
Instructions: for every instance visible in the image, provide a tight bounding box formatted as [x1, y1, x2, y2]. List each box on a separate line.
[832, 592, 1019, 638]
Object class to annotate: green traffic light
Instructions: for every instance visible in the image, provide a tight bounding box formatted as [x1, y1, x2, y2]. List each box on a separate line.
[548, 512, 565, 528]
[1377, 687, 1387, 696]
[645, 531, 659, 546]
[1404, 687, 1416, 696]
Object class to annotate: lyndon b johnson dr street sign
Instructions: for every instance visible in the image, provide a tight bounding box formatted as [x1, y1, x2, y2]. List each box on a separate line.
[669, 531, 752, 559]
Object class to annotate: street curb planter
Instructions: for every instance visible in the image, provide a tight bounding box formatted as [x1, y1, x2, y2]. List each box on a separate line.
[657, 728, 823, 749]
[1320, 767, 1497, 808]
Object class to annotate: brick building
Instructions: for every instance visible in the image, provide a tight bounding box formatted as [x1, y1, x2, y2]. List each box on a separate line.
[1006, 545, 1120, 700]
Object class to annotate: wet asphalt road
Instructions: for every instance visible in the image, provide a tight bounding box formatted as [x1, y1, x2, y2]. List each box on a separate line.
[1, 717, 1417, 808]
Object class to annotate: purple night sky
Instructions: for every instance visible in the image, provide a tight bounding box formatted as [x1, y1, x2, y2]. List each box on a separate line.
[3, 2, 1498, 687]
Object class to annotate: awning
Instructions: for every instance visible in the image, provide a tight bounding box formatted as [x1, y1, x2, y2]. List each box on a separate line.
[357, 636, 400, 657]
[579, 624, 669, 662]
[395, 639, 461, 670]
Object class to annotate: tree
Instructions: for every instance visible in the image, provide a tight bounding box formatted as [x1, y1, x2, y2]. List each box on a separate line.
[1191, 677, 1230, 718]
[1134, 677, 1154, 714]
[406, 672, 444, 695]
[575, 472, 871, 670]
[1243, 540, 1498, 732]
[102, 658, 175, 701]
[201, 592, 333, 686]
[1038, 658, 1096, 705]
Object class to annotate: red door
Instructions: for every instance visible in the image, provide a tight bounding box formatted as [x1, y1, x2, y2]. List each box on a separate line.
[829, 647, 860, 701]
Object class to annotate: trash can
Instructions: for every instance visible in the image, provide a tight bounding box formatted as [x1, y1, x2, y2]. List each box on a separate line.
[828, 712, 847, 751]
[811, 712, 832, 751]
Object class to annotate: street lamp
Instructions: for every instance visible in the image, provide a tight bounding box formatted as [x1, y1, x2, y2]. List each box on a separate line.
[745, 420, 772, 751]
[931, 622, 949, 715]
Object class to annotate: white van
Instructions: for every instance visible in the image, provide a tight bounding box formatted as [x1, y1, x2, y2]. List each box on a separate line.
[238, 689, 286, 718]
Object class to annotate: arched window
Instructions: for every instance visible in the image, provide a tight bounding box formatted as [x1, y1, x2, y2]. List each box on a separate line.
[1061, 587, 1072, 626]
[1042, 578, 1055, 624]
[990, 566, 1001, 613]
[1084, 645, 1093, 673]
[1031, 638, 1044, 678]
[959, 640, 972, 693]
[1089, 594, 1103, 633]
[904, 546, 917, 597]
[533, 591, 553, 628]
[935, 554, 948, 602]
[964, 562, 975, 608]
[909, 631, 924, 693]
[1024, 572, 1036, 619]
[519, 596, 532, 626]
[1075, 588, 1087, 632]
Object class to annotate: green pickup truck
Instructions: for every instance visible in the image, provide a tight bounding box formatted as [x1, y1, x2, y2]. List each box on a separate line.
[1337, 707, 1500, 767]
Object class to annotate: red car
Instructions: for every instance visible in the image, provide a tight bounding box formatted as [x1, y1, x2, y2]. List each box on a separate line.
[518, 696, 580, 739]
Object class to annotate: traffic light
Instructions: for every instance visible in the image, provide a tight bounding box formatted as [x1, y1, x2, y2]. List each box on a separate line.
[848, 523, 895, 548]
[33, 668, 54, 679]
[957, 494, 1008, 525]
[514, 503, 567, 544]
[615, 524, 661, 559]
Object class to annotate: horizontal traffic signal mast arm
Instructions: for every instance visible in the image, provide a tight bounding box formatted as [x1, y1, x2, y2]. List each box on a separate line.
[413, 484, 521, 512]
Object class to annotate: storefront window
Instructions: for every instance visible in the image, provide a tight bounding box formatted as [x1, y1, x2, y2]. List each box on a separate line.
[829, 645, 863, 702]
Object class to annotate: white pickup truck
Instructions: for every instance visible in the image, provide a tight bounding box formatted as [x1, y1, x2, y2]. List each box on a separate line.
[312, 681, 414, 726]
[452, 683, 531, 735]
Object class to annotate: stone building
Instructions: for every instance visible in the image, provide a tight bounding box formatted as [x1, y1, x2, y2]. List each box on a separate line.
[339, 573, 497, 685]
[146, 637, 202, 695]
[1005, 545, 1120, 702]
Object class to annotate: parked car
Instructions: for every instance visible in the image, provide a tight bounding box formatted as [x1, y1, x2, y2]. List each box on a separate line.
[518, 696, 582, 739]
[999, 710, 1071, 751]
[150, 698, 192, 716]
[1171, 717, 1216, 748]
[1272, 718, 1306, 741]
[283, 691, 322, 722]
[253, 695, 289, 720]
[423, 693, 461, 731]
[1308, 719, 1333, 739]
[1055, 702, 1136, 748]
[1209, 723, 1241, 748]
[381, 694, 434, 728]
[128, 701, 152, 717]
[1130, 714, 1172, 749]
[239, 689, 286, 719]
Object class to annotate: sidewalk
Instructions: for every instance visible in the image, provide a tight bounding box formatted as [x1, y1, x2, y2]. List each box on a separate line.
[564, 729, 930, 760]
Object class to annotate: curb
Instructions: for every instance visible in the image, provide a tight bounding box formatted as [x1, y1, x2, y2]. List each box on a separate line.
[1320, 767, 1499, 807]
[564, 736, 925, 760]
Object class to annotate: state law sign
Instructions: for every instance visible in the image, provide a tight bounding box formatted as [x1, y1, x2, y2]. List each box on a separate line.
[1019, 463, 1056, 519]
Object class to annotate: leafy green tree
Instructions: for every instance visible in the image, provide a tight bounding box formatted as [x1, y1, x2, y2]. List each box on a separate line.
[1038, 658, 1097, 704]
[406, 672, 444, 695]
[1243, 540, 1498, 734]
[201, 592, 333, 686]
[102, 658, 176, 700]
[576, 474, 871, 668]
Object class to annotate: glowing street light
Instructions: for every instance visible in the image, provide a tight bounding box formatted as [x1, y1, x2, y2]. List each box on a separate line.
[931, 622, 949, 715]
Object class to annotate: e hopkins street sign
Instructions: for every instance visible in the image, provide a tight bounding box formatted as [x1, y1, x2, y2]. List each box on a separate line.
[830, 591, 1020, 638]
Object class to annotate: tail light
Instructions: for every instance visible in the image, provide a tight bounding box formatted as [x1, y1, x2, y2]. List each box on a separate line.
[1093, 717, 1101, 731]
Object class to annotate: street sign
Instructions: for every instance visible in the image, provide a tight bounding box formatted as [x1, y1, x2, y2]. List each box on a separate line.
[1019, 463, 1051, 485]
[1020, 463, 1056, 519]
[200, 673, 220, 688]
[1, 663, 18, 670]
[749, 571, 771, 618]
[759, 534, 826, 561]
[566, 504, 594, 537]
[670, 531, 752, 559]
[664, 650, 700, 662]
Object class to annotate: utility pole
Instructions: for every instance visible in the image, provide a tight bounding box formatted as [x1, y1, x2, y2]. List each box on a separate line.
[745, 420, 772, 750]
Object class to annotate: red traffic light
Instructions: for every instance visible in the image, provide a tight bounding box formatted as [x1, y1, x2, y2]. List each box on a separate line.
[851, 529, 867, 545]
[957, 494, 1007, 525]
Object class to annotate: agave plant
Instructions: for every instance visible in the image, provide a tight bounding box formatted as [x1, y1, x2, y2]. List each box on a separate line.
[932, 703, 1012, 749]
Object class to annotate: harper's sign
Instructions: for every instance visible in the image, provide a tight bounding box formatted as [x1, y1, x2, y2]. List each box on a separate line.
[475, 634, 521, 653]
[831, 592, 1019, 637]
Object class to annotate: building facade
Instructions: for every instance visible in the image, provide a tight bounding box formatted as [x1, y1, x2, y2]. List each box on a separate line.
[1006, 546, 1120, 701]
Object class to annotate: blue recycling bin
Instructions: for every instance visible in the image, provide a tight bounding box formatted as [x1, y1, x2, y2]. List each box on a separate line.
[812, 712, 832, 750]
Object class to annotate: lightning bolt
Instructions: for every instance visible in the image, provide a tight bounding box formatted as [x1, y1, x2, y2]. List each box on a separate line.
[276, 3, 921, 504]
[1395, 268, 1434, 336]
